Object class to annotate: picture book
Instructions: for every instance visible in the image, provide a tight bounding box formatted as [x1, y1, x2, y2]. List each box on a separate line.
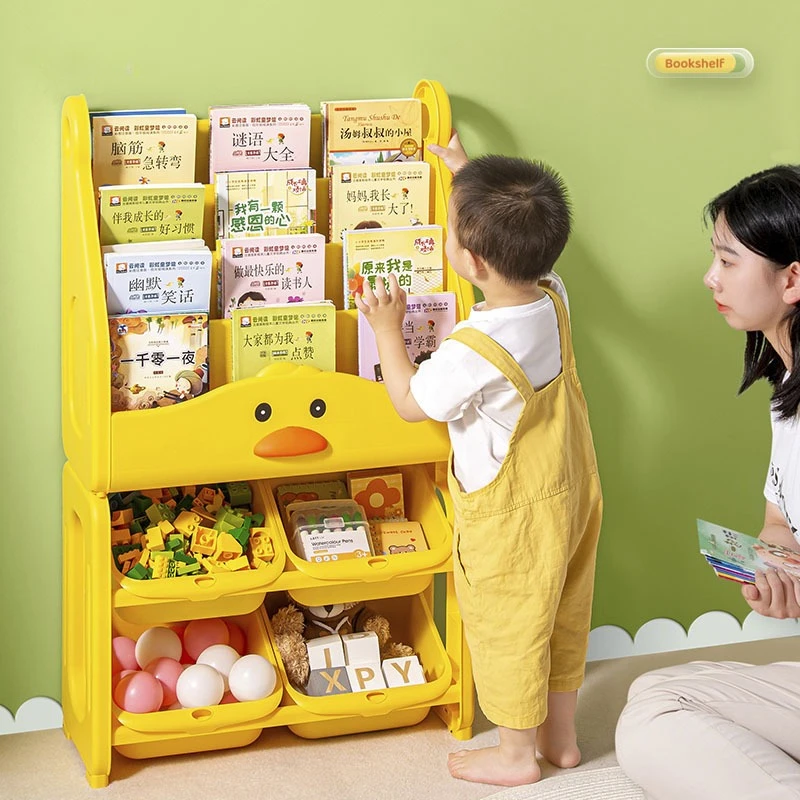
[329, 161, 430, 243]
[342, 224, 444, 309]
[215, 169, 316, 239]
[220, 233, 326, 318]
[231, 301, 336, 380]
[109, 313, 208, 412]
[357, 292, 456, 382]
[91, 112, 197, 188]
[209, 104, 311, 177]
[104, 246, 212, 315]
[321, 98, 422, 177]
[98, 183, 205, 246]
[697, 519, 800, 584]
[370, 521, 428, 556]
[102, 239, 207, 254]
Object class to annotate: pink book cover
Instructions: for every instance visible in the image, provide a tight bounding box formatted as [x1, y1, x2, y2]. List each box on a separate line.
[209, 104, 311, 177]
[220, 233, 326, 317]
[357, 292, 457, 382]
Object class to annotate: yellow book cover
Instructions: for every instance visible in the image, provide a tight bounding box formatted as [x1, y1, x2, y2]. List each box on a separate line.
[109, 313, 208, 411]
[215, 169, 317, 239]
[321, 98, 422, 177]
[91, 113, 197, 187]
[342, 224, 444, 309]
[98, 183, 205, 246]
[231, 301, 336, 380]
[329, 161, 430, 243]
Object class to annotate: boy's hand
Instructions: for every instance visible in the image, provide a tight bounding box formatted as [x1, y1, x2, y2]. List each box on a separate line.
[742, 568, 800, 619]
[353, 273, 407, 333]
[427, 130, 468, 174]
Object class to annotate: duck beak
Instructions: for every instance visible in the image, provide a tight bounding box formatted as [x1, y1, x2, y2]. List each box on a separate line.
[254, 426, 329, 458]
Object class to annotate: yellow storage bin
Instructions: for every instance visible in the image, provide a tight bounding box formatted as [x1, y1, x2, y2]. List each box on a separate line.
[111, 483, 286, 625]
[267, 592, 453, 738]
[257, 464, 454, 605]
[112, 609, 281, 755]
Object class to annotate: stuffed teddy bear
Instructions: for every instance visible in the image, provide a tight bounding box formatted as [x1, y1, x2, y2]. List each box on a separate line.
[270, 599, 414, 690]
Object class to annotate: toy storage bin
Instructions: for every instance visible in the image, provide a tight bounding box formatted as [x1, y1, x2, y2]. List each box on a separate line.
[256, 463, 454, 605]
[265, 591, 453, 738]
[110, 480, 286, 625]
[111, 609, 282, 756]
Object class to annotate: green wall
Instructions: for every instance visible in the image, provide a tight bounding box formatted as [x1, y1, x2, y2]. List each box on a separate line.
[1, 0, 795, 712]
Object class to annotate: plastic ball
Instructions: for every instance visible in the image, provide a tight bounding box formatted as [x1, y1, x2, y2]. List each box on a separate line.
[228, 654, 276, 702]
[183, 618, 229, 662]
[112, 669, 137, 692]
[112, 636, 138, 673]
[114, 670, 164, 713]
[225, 620, 247, 655]
[144, 657, 185, 707]
[176, 663, 225, 708]
[135, 626, 182, 669]
[196, 644, 240, 692]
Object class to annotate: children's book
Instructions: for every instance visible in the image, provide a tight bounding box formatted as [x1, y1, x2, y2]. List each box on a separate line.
[231, 301, 336, 380]
[98, 183, 206, 246]
[209, 104, 311, 178]
[329, 161, 430, 243]
[220, 233, 326, 318]
[342, 224, 444, 309]
[104, 246, 212, 315]
[357, 292, 456, 382]
[215, 169, 316, 239]
[321, 98, 422, 177]
[102, 239, 207, 254]
[109, 313, 208, 411]
[91, 112, 197, 187]
[697, 519, 800, 584]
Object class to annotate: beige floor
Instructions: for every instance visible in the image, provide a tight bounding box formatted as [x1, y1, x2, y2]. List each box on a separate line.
[2, 636, 797, 800]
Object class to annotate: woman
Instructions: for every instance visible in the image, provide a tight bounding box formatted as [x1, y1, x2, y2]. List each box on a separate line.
[616, 165, 800, 798]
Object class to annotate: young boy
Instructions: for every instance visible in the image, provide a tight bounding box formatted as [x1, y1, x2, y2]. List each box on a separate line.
[354, 133, 603, 787]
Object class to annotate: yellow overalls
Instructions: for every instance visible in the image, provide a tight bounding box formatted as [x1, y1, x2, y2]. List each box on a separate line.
[447, 287, 602, 730]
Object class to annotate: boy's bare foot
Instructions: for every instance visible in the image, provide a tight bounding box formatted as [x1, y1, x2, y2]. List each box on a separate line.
[538, 690, 582, 768]
[537, 736, 582, 769]
[447, 745, 541, 786]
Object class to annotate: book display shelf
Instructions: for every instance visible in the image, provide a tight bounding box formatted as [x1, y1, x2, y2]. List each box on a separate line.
[61, 79, 475, 787]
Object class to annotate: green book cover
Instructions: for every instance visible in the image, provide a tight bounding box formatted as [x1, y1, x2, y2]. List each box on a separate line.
[99, 183, 205, 246]
[231, 301, 336, 380]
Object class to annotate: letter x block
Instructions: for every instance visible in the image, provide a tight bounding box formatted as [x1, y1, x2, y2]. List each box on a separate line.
[306, 667, 352, 696]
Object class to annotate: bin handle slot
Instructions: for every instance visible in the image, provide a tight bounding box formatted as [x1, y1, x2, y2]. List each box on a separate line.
[365, 691, 387, 705]
[191, 708, 213, 720]
[366, 557, 388, 570]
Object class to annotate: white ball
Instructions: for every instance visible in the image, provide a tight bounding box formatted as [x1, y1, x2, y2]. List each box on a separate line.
[135, 626, 182, 669]
[176, 663, 225, 708]
[228, 654, 277, 702]
[196, 644, 240, 691]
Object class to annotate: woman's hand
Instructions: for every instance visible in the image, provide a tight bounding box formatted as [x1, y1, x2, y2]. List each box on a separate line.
[742, 568, 800, 618]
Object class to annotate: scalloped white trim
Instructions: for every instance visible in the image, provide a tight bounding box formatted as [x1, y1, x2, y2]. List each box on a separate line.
[2, 613, 798, 735]
[587, 610, 800, 661]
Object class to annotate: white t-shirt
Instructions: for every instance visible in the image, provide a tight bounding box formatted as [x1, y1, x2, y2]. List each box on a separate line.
[409, 273, 569, 493]
[764, 403, 800, 541]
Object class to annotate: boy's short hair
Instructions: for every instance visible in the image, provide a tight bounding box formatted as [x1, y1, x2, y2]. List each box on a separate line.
[450, 155, 572, 283]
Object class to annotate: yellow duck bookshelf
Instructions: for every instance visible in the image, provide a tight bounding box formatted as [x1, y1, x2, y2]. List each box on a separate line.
[61, 78, 475, 788]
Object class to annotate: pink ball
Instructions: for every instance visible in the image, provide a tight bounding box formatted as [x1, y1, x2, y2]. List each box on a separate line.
[225, 620, 247, 656]
[112, 636, 138, 673]
[144, 657, 184, 708]
[114, 670, 164, 713]
[183, 618, 229, 662]
[112, 669, 137, 692]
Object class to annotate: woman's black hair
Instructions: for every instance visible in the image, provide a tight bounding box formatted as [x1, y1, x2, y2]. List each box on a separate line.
[704, 165, 800, 420]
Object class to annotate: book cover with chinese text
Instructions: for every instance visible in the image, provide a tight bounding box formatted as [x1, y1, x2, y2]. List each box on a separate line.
[98, 183, 205, 246]
[342, 224, 444, 309]
[220, 234, 326, 318]
[357, 292, 456, 382]
[109, 313, 208, 411]
[215, 169, 316, 239]
[104, 247, 212, 315]
[329, 161, 430, 243]
[209, 104, 311, 177]
[231, 301, 336, 380]
[321, 98, 422, 177]
[91, 113, 197, 188]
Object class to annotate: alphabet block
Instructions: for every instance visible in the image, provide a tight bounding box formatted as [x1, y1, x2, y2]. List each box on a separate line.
[306, 634, 346, 671]
[341, 631, 380, 665]
[306, 667, 352, 696]
[346, 664, 387, 692]
[381, 655, 426, 688]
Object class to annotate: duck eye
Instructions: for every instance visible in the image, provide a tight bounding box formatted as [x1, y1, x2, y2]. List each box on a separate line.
[254, 402, 272, 422]
[309, 398, 326, 418]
